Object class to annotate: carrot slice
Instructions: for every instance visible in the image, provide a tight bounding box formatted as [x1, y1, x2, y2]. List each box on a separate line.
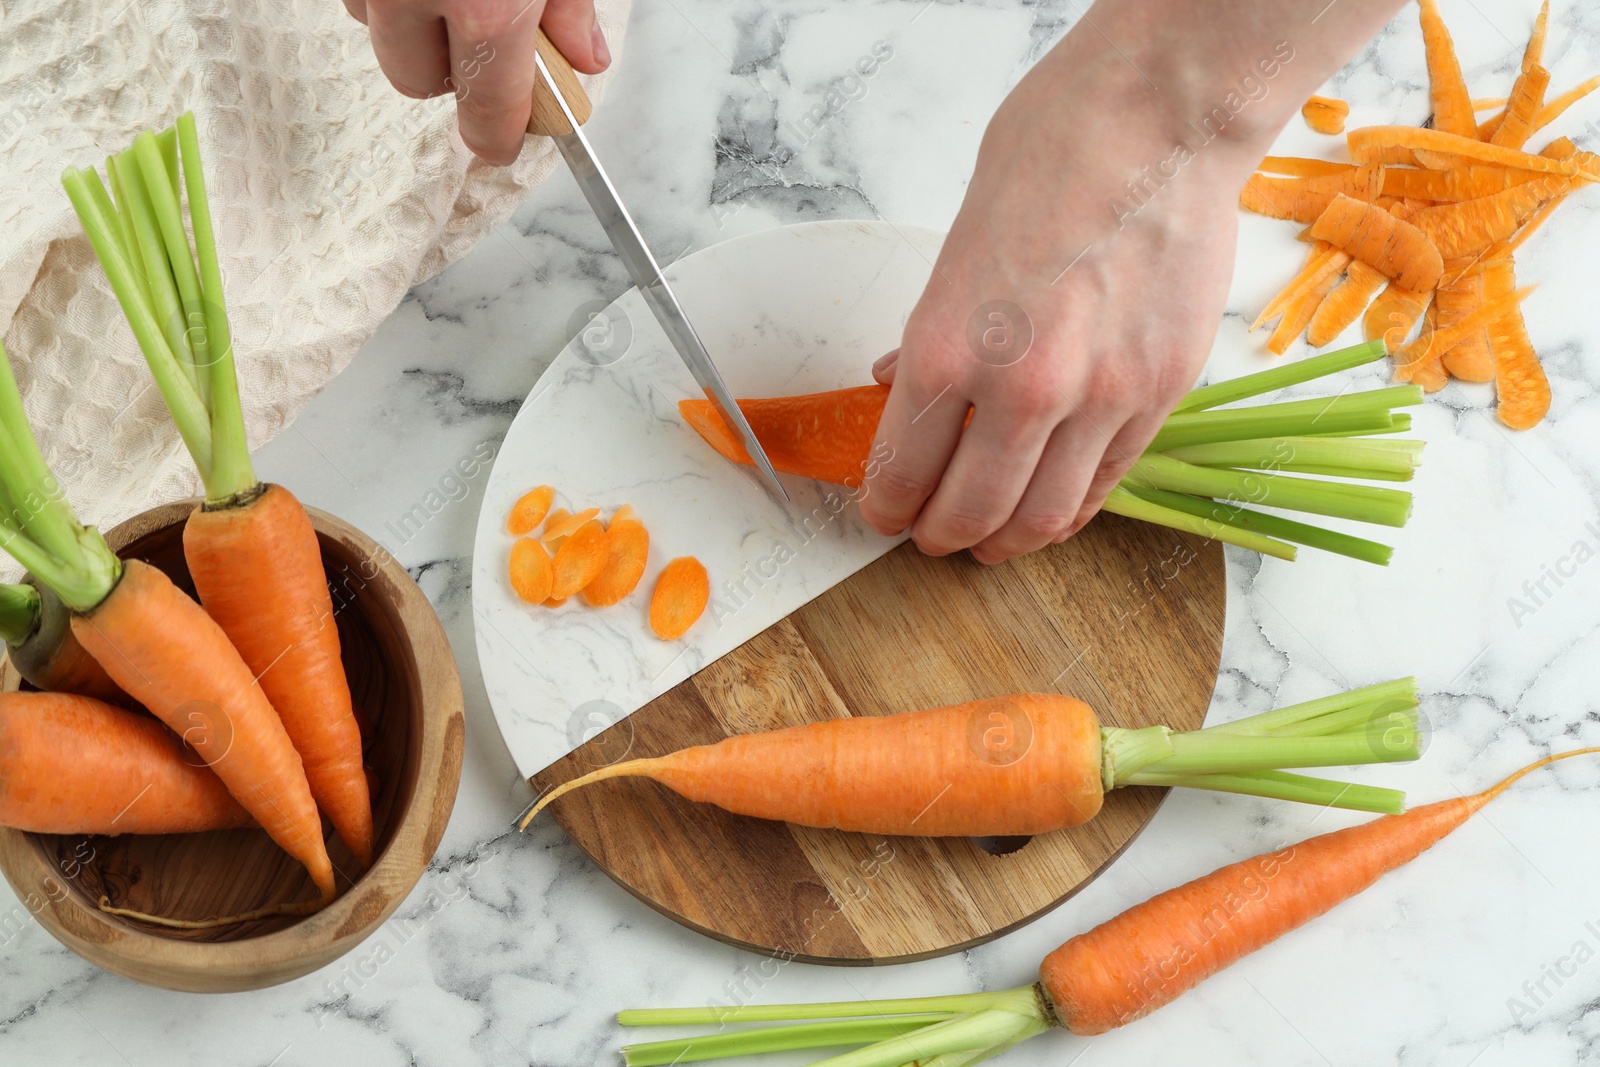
[1418, 0, 1477, 137]
[1238, 165, 1384, 223]
[1363, 281, 1432, 348]
[1307, 261, 1388, 347]
[544, 596, 568, 608]
[1308, 194, 1444, 291]
[1483, 257, 1551, 429]
[679, 386, 888, 486]
[550, 519, 608, 599]
[1381, 165, 1540, 202]
[507, 485, 556, 536]
[649, 557, 710, 641]
[1257, 157, 1353, 178]
[543, 506, 601, 542]
[1301, 95, 1350, 135]
[1408, 175, 1575, 257]
[582, 512, 650, 608]
[1490, 64, 1552, 149]
[509, 537, 554, 604]
[1348, 126, 1588, 178]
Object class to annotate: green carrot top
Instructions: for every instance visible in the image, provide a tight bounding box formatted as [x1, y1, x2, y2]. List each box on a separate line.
[61, 113, 256, 506]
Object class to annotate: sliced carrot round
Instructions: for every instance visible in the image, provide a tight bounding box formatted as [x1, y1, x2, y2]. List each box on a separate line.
[582, 517, 650, 608]
[550, 520, 608, 599]
[649, 556, 710, 641]
[509, 537, 554, 604]
[507, 485, 556, 536]
[543, 506, 601, 542]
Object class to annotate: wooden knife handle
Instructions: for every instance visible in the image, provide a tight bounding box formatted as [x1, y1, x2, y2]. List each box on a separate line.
[527, 28, 593, 136]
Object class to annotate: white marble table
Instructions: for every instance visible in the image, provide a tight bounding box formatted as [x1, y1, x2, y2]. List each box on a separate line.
[6, 1, 1600, 1063]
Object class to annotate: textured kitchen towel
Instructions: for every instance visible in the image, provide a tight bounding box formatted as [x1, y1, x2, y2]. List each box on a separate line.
[0, 0, 630, 538]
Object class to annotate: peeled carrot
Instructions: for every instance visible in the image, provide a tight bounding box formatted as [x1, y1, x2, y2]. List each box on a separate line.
[550, 519, 608, 599]
[1418, 0, 1477, 137]
[507, 485, 555, 536]
[523, 684, 1425, 834]
[1480, 1, 1549, 144]
[1257, 156, 1353, 178]
[1301, 95, 1349, 135]
[1267, 269, 1338, 355]
[1309, 194, 1443, 291]
[0, 583, 129, 707]
[1490, 64, 1552, 150]
[1307, 261, 1388, 347]
[1363, 281, 1432, 347]
[1408, 174, 1574, 257]
[509, 536, 555, 604]
[1238, 164, 1383, 223]
[581, 507, 650, 608]
[1381, 165, 1539, 202]
[185, 484, 373, 870]
[648, 556, 710, 641]
[1484, 257, 1552, 429]
[1394, 284, 1534, 384]
[72, 560, 335, 903]
[1523, 74, 1600, 141]
[1252, 241, 1351, 331]
[0, 691, 250, 834]
[619, 747, 1600, 1062]
[679, 385, 887, 486]
[1040, 747, 1597, 1035]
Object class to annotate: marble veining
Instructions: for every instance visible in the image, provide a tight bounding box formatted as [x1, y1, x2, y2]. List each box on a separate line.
[5, 1, 1600, 1064]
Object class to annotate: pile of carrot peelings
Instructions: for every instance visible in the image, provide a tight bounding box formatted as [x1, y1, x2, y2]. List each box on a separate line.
[1242, 0, 1597, 429]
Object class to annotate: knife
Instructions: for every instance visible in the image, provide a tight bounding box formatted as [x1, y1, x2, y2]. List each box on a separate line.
[526, 31, 789, 500]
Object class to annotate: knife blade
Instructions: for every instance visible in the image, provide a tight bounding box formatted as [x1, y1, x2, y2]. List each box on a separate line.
[527, 34, 789, 500]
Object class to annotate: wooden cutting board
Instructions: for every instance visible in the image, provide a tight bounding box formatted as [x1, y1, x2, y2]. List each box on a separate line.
[531, 513, 1225, 964]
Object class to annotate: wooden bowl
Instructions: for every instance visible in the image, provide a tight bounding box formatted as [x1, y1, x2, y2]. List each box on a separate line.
[0, 499, 465, 992]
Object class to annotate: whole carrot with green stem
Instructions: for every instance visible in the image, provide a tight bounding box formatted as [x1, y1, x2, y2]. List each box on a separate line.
[613, 746, 1600, 1066]
[62, 114, 374, 868]
[0, 338, 334, 916]
[0, 581, 128, 705]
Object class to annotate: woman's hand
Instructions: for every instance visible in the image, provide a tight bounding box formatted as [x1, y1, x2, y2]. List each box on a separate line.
[859, 0, 1405, 564]
[342, 0, 611, 165]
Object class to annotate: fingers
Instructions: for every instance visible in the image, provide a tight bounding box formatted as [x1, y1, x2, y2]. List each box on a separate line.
[541, 0, 611, 74]
[859, 372, 968, 538]
[342, 0, 369, 25]
[366, 2, 452, 99]
[871, 349, 899, 385]
[1069, 410, 1166, 530]
[911, 403, 1054, 556]
[446, 1, 545, 165]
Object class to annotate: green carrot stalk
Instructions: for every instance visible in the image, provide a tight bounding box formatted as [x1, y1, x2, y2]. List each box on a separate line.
[1112, 768, 1406, 814]
[1126, 454, 1414, 527]
[1162, 436, 1423, 481]
[1100, 486, 1297, 560]
[1173, 340, 1388, 412]
[1120, 485, 1394, 565]
[0, 583, 42, 645]
[622, 1016, 951, 1067]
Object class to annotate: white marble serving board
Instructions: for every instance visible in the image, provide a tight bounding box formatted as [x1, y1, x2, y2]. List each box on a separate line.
[472, 220, 937, 778]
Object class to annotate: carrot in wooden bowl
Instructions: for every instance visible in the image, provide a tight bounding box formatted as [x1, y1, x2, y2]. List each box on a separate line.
[0, 691, 249, 834]
[0, 583, 128, 706]
[522, 679, 1424, 834]
[615, 746, 1600, 1065]
[0, 339, 332, 920]
[63, 114, 373, 870]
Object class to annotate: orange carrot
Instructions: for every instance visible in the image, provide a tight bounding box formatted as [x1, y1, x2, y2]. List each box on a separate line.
[1363, 280, 1432, 347]
[1381, 165, 1540, 202]
[1039, 747, 1600, 1035]
[1307, 261, 1388, 347]
[72, 560, 336, 903]
[1348, 126, 1587, 177]
[679, 386, 889, 486]
[648, 556, 710, 641]
[1301, 95, 1350, 135]
[509, 536, 555, 604]
[3, 584, 130, 707]
[1408, 175, 1574, 257]
[1433, 267, 1495, 381]
[549, 519, 608, 599]
[1525, 74, 1600, 139]
[185, 484, 374, 870]
[1483, 257, 1551, 429]
[1252, 241, 1351, 331]
[1308, 194, 1443, 291]
[1257, 156, 1354, 178]
[0, 691, 250, 834]
[1418, 0, 1477, 137]
[1405, 301, 1450, 392]
[1239, 165, 1384, 223]
[1394, 284, 1534, 383]
[581, 507, 650, 608]
[507, 485, 555, 536]
[543, 506, 601, 541]
[1267, 269, 1338, 355]
[1489, 64, 1552, 149]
